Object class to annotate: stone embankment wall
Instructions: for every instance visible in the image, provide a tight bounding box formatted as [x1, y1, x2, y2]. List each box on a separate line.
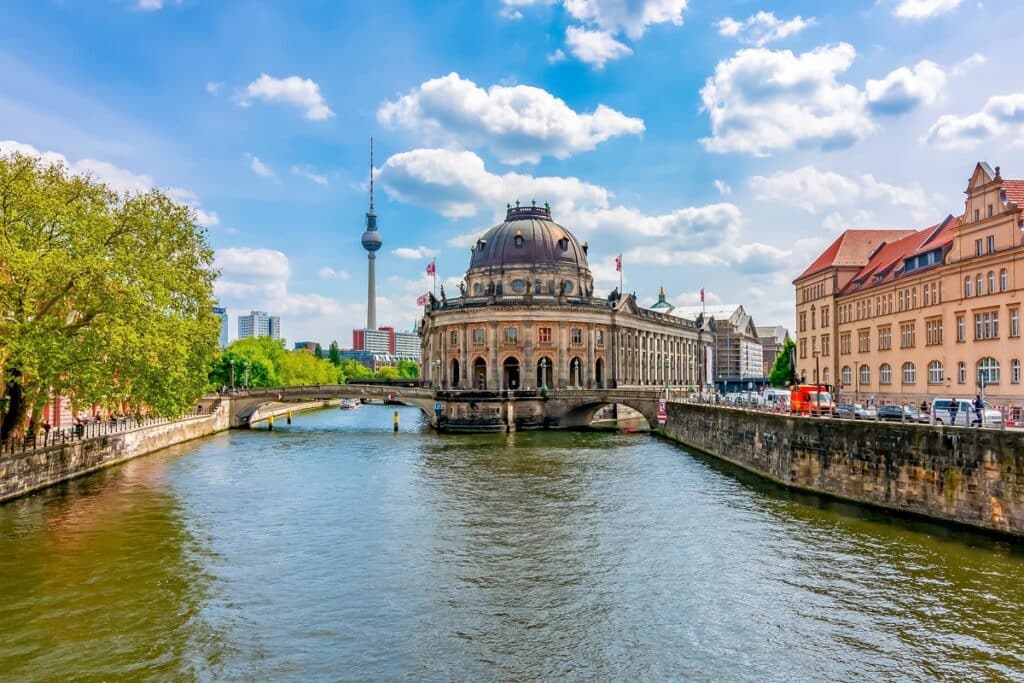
[0, 407, 230, 503]
[664, 403, 1024, 537]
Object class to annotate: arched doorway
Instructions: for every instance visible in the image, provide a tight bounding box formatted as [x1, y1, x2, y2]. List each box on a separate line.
[503, 357, 521, 390]
[594, 358, 604, 388]
[536, 356, 554, 390]
[450, 358, 460, 388]
[472, 358, 487, 389]
[570, 356, 583, 387]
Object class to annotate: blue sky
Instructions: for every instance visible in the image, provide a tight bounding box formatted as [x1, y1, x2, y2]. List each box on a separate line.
[2, 0, 1022, 346]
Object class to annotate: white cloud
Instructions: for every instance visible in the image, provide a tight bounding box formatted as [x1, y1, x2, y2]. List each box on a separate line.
[499, 6, 523, 20]
[215, 247, 343, 319]
[548, 49, 567, 64]
[393, 246, 440, 260]
[290, 165, 328, 186]
[559, 0, 688, 40]
[565, 26, 633, 68]
[245, 152, 273, 178]
[0, 140, 217, 225]
[377, 148, 610, 218]
[378, 72, 644, 164]
[866, 60, 946, 115]
[318, 266, 351, 281]
[923, 93, 1024, 149]
[893, 0, 964, 20]
[205, 81, 224, 95]
[713, 179, 731, 195]
[673, 289, 720, 307]
[238, 73, 334, 121]
[749, 165, 930, 219]
[716, 11, 814, 47]
[700, 43, 873, 156]
[572, 203, 742, 249]
[951, 53, 986, 77]
[137, 0, 165, 9]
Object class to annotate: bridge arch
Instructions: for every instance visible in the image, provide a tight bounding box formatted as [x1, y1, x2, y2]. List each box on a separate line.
[557, 400, 656, 431]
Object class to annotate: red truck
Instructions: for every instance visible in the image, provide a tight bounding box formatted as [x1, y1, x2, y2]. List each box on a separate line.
[790, 384, 834, 415]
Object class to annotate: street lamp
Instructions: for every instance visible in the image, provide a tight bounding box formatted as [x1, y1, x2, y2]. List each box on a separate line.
[664, 357, 670, 399]
[853, 360, 860, 406]
[228, 359, 235, 390]
[540, 358, 549, 392]
[243, 361, 250, 389]
[812, 350, 821, 414]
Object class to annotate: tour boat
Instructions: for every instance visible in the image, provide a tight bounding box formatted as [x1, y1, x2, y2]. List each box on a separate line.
[339, 398, 361, 410]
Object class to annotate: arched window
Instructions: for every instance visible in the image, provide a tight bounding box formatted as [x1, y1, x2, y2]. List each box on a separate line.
[841, 366, 852, 386]
[928, 360, 944, 385]
[978, 357, 1000, 384]
[1012, 359, 1021, 384]
[976, 274, 984, 296]
[823, 367, 830, 383]
[1001, 268, 1009, 292]
[988, 271, 996, 295]
[879, 363, 892, 385]
[902, 362, 916, 384]
[964, 276, 973, 298]
[859, 364, 870, 385]
[958, 361, 966, 384]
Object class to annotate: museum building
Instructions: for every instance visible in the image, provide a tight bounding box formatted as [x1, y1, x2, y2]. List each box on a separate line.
[418, 204, 712, 393]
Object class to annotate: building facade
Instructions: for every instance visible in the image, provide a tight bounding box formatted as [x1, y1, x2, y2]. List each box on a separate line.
[212, 305, 228, 347]
[795, 162, 1024, 405]
[238, 310, 281, 340]
[674, 304, 767, 391]
[756, 325, 792, 376]
[419, 204, 712, 391]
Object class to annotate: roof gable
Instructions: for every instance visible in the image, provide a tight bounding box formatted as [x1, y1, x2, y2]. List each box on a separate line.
[795, 229, 916, 281]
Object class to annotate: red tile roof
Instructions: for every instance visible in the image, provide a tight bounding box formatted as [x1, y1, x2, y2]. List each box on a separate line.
[795, 229, 916, 281]
[1003, 179, 1024, 206]
[838, 218, 954, 295]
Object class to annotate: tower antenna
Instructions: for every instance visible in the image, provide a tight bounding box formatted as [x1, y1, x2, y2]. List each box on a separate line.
[369, 136, 375, 212]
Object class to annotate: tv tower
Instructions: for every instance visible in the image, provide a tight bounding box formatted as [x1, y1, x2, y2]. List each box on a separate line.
[361, 138, 382, 329]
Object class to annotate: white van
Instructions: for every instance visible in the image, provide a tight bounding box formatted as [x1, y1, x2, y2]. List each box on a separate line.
[931, 398, 1004, 427]
[763, 388, 790, 410]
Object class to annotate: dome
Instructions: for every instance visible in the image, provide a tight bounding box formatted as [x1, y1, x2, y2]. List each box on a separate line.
[468, 205, 589, 272]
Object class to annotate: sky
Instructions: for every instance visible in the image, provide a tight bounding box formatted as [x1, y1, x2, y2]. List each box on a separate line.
[2, 0, 1022, 347]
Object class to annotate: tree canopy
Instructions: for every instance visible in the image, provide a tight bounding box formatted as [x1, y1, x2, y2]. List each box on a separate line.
[0, 152, 219, 438]
[208, 337, 344, 389]
[768, 337, 797, 388]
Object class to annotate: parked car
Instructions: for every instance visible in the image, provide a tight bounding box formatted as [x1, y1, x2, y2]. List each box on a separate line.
[931, 398, 1004, 427]
[877, 405, 924, 422]
[835, 403, 856, 419]
[854, 404, 877, 420]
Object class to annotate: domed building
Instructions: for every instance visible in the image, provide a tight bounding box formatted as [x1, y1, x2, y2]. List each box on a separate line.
[419, 204, 712, 410]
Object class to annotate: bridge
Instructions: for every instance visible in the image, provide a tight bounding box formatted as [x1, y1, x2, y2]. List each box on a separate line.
[223, 384, 668, 432]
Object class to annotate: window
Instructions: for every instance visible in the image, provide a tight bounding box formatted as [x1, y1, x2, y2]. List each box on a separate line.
[842, 366, 852, 386]
[858, 330, 870, 353]
[571, 328, 583, 345]
[902, 362, 916, 385]
[898, 290, 905, 311]
[977, 274, 984, 296]
[987, 235, 996, 253]
[879, 363, 892, 385]
[596, 330, 604, 347]
[1001, 268, 1009, 292]
[1013, 359, 1021, 384]
[823, 367, 830, 383]
[911, 288, 917, 308]
[925, 319, 943, 346]
[514, 233, 524, 248]
[859, 364, 871, 386]
[924, 286, 930, 307]
[928, 361, 944, 385]
[974, 311, 999, 340]
[958, 362, 966, 384]
[988, 271, 995, 294]
[978, 357, 1000, 384]
[821, 334, 830, 356]
[839, 333, 851, 355]
[504, 327, 519, 344]
[511, 278, 526, 293]
[964, 276, 973, 298]
[538, 327, 552, 344]
[450, 330, 458, 346]
[473, 282, 483, 296]
[822, 306, 829, 327]
[988, 204, 995, 218]
[558, 238, 569, 251]
[811, 305, 816, 329]
[800, 338, 807, 359]
[900, 323, 916, 348]
[1011, 309, 1020, 337]
[974, 209, 981, 221]
[799, 312, 806, 332]
[877, 326, 892, 350]
[957, 314, 966, 342]
[473, 328, 485, 345]
[975, 238, 983, 256]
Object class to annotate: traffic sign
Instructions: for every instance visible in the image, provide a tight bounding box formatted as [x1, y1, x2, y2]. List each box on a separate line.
[657, 398, 668, 425]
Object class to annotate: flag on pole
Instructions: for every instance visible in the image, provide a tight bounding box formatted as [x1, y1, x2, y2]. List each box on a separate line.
[416, 293, 428, 306]
[700, 287, 705, 303]
[426, 259, 436, 276]
[614, 254, 622, 272]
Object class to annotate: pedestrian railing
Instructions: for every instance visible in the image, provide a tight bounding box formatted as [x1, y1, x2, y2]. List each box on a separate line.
[0, 405, 218, 458]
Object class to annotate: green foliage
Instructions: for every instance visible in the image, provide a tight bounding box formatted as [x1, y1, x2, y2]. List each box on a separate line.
[314, 343, 323, 359]
[395, 360, 420, 379]
[339, 358, 373, 380]
[375, 366, 400, 379]
[327, 340, 341, 366]
[769, 337, 797, 388]
[209, 336, 343, 388]
[0, 152, 219, 437]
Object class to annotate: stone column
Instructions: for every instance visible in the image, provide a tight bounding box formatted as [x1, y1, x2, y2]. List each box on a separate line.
[524, 324, 535, 390]
[585, 325, 595, 388]
[459, 323, 469, 389]
[488, 322, 499, 390]
[557, 321, 568, 387]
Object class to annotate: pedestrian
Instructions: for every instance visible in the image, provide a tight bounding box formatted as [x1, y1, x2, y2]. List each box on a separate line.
[973, 394, 984, 427]
[919, 400, 928, 415]
[949, 398, 958, 426]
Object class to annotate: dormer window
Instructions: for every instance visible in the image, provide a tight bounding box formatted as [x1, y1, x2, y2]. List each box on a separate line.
[477, 238, 486, 251]
[514, 230, 524, 248]
[558, 237, 568, 251]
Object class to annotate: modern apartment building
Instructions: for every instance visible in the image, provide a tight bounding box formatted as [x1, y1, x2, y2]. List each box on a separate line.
[794, 162, 1024, 405]
[238, 310, 281, 340]
[212, 305, 229, 347]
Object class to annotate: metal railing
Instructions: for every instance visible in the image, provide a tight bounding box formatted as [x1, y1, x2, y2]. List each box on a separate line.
[0, 405, 218, 458]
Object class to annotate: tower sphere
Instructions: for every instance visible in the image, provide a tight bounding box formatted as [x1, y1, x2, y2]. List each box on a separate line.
[362, 229, 382, 252]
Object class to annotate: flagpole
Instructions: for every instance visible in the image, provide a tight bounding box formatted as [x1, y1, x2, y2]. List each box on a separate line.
[433, 259, 437, 297]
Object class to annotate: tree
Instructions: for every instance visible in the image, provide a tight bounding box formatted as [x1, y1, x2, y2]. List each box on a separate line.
[340, 358, 372, 380]
[328, 341, 341, 366]
[769, 337, 797, 388]
[208, 336, 344, 389]
[314, 343, 323, 359]
[395, 360, 420, 379]
[0, 152, 219, 439]
[375, 366, 400, 379]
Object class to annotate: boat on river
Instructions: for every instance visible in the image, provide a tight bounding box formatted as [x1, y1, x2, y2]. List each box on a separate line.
[339, 398, 361, 410]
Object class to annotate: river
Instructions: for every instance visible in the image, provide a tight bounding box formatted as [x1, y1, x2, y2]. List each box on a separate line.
[1, 405, 1022, 681]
